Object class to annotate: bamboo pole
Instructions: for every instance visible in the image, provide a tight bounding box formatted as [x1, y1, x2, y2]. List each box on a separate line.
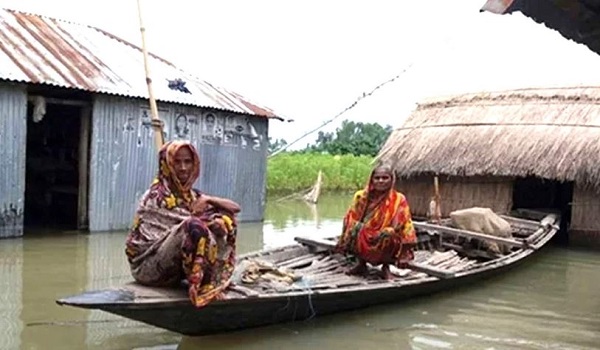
[303, 170, 323, 204]
[433, 176, 441, 223]
[136, 0, 164, 150]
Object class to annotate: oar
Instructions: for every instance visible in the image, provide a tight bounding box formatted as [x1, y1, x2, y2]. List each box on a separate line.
[136, 0, 165, 150]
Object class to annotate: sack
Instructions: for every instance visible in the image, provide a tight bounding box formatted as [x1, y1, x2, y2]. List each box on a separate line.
[449, 207, 512, 254]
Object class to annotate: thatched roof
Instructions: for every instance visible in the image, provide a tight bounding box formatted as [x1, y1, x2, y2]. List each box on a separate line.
[376, 86, 600, 187]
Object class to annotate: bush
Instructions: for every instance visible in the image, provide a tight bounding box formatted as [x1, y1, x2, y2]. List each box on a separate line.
[267, 153, 374, 194]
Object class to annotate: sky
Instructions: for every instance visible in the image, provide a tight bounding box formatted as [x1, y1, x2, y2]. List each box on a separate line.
[3, 0, 600, 149]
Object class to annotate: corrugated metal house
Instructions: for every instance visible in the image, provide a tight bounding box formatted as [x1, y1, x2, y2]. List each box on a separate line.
[377, 87, 600, 249]
[0, 8, 283, 238]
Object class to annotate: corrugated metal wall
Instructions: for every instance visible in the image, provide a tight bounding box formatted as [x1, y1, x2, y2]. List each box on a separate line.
[88, 96, 158, 231]
[0, 83, 27, 238]
[89, 95, 269, 232]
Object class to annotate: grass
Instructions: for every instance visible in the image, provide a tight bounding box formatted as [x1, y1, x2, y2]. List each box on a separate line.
[267, 153, 374, 194]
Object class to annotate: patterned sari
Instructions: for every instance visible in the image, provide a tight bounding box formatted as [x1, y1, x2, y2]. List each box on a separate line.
[125, 140, 237, 308]
[335, 168, 417, 266]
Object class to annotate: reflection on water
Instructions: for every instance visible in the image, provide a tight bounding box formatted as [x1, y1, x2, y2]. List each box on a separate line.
[179, 246, 600, 350]
[0, 194, 598, 350]
[263, 195, 348, 249]
[265, 194, 350, 229]
[0, 239, 22, 350]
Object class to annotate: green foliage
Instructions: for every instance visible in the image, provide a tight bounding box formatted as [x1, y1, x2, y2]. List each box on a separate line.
[267, 153, 374, 194]
[265, 120, 390, 193]
[307, 120, 393, 156]
[268, 137, 288, 154]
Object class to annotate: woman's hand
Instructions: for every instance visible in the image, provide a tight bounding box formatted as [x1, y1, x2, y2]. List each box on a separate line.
[191, 196, 211, 216]
[192, 193, 241, 216]
[150, 119, 164, 130]
[208, 217, 228, 237]
[204, 195, 241, 214]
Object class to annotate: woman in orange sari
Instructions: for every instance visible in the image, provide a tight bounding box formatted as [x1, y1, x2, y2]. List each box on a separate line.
[125, 140, 241, 307]
[335, 164, 417, 280]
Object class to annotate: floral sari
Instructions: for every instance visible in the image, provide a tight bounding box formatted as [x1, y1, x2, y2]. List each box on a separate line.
[336, 168, 416, 266]
[125, 140, 237, 308]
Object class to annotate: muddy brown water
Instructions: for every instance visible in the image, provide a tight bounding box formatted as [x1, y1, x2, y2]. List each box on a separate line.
[0, 194, 598, 350]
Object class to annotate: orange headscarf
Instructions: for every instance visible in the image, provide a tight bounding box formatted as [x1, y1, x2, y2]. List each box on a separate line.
[352, 165, 397, 223]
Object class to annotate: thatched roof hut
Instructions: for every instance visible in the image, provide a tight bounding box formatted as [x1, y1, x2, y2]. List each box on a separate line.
[377, 86, 600, 249]
[378, 86, 600, 187]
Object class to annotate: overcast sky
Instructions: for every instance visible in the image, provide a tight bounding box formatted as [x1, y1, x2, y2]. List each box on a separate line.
[3, 0, 600, 148]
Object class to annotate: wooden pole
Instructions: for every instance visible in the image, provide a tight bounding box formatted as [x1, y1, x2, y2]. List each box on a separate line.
[303, 170, 323, 204]
[136, 0, 164, 150]
[433, 176, 441, 223]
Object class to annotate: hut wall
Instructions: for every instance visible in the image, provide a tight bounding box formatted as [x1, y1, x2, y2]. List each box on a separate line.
[569, 184, 600, 248]
[88, 95, 269, 232]
[396, 175, 513, 218]
[0, 83, 27, 238]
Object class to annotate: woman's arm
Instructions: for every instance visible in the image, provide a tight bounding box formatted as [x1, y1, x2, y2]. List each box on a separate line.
[205, 195, 241, 214]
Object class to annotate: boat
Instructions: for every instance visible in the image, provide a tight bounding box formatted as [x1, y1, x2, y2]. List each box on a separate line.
[56, 211, 559, 336]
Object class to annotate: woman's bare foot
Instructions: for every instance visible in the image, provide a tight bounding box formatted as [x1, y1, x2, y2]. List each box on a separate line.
[381, 264, 395, 280]
[347, 260, 367, 276]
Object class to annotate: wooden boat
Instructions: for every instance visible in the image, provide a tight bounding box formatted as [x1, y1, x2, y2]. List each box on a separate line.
[56, 212, 559, 336]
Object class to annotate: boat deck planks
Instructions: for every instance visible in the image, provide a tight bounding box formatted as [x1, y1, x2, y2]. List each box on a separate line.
[111, 239, 489, 303]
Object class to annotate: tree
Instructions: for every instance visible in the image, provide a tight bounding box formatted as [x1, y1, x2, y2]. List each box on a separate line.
[307, 120, 392, 156]
[268, 137, 288, 154]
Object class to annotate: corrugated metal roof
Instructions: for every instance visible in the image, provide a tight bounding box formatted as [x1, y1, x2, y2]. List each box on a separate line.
[481, 0, 514, 14]
[481, 0, 600, 56]
[0, 8, 281, 119]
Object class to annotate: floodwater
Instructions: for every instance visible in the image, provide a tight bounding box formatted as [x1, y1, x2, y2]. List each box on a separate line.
[0, 194, 598, 350]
